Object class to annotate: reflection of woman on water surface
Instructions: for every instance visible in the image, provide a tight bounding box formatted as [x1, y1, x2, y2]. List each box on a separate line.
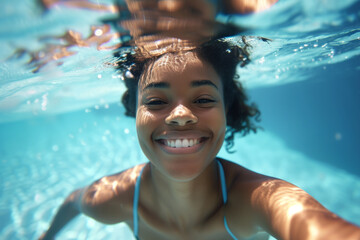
[39, 0, 360, 239]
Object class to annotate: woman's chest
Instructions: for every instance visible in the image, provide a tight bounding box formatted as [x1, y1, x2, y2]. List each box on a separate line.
[128, 204, 259, 240]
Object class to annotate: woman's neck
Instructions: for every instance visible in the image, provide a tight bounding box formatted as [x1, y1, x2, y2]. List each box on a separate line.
[148, 160, 222, 228]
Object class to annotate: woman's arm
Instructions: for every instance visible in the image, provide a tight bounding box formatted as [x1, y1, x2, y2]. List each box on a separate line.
[252, 179, 360, 240]
[39, 172, 134, 240]
[39, 188, 84, 240]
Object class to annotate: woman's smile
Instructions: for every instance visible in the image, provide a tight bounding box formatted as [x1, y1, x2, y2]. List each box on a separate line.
[154, 130, 211, 154]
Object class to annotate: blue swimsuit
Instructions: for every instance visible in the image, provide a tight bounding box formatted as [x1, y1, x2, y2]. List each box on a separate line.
[133, 160, 238, 240]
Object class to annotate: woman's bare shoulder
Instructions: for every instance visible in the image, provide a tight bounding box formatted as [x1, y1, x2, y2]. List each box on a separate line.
[219, 158, 274, 184]
[80, 163, 146, 224]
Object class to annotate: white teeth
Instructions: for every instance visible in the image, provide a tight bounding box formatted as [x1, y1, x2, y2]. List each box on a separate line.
[182, 139, 189, 148]
[164, 138, 201, 148]
[175, 139, 181, 148]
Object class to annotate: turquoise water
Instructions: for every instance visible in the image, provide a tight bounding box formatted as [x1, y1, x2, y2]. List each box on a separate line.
[0, 0, 359, 239]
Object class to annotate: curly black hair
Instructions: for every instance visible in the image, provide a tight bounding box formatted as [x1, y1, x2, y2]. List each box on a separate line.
[115, 38, 261, 152]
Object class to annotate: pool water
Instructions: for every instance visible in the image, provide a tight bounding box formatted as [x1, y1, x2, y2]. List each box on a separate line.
[0, 0, 359, 239]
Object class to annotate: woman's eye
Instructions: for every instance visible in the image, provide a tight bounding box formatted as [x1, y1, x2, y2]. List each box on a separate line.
[145, 99, 167, 106]
[194, 98, 216, 104]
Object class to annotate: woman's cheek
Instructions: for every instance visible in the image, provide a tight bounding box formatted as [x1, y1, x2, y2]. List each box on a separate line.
[136, 107, 153, 127]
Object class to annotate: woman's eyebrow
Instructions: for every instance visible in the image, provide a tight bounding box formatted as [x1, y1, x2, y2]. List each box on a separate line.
[191, 80, 218, 90]
[143, 82, 170, 91]
[142, 80, 218, 91]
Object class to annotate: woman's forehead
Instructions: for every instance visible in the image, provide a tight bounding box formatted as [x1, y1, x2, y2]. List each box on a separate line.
[138, 51, 215, 89]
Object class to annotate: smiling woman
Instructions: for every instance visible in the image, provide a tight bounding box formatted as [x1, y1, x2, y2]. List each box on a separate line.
[36, 0, 360, 239]
[39, 36, 360, 240]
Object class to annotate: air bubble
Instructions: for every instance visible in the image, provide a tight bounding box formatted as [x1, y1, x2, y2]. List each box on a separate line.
[94, 29, 103, 36]
[125, 71, 134, 79]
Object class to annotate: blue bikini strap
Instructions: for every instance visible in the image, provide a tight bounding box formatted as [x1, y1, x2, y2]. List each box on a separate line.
[217, 160, 238, 240]
[133, 165, 146, 240]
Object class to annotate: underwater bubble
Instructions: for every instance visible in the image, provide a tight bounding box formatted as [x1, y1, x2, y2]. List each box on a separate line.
[52, 145, 59, 152]
[125, 71, 134, 79]
[335, 132, 342, 141]
[94, 29, 103, 36]
[258, 57, 265, 64]
[41, 93, 49, 111]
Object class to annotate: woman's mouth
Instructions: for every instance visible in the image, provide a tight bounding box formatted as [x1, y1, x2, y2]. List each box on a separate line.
[155, 137, 209, 154]
[162, 138, 200, 148]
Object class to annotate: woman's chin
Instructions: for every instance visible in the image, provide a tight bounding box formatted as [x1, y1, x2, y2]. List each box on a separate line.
[157, 158, 211, 182]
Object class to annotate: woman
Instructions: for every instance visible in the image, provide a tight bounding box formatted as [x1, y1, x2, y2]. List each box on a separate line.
[39, 38, 360, 240]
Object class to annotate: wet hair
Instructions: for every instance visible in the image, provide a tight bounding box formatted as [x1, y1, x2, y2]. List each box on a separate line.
[115, 38, 261, 152]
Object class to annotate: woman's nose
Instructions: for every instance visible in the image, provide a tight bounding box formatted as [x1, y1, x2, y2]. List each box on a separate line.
[165, 104, 198, 126]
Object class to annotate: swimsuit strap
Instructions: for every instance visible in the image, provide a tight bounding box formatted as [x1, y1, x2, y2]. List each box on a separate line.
[133, 164, 146, 240]
[217, 160, 238, 240]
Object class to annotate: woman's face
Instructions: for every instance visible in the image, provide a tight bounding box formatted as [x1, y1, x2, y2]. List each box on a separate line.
[136, 52, 226, 181]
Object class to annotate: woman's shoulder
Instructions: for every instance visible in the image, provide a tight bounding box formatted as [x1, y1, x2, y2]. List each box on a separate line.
[219, 158, 298, 194]
[80, 163, 147, 223]
[87, 163, 147, 202]
[218, 158, 274, 184]
[218, 158, 297, 207]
